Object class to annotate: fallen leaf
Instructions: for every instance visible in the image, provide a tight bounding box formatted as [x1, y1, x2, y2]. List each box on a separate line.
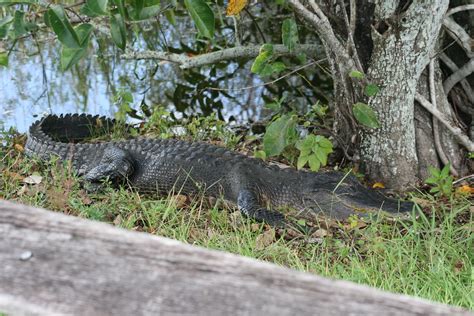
[63, 179, 75, 191]
[251, 223, 261, 232]
[372, 182, 385, 189]
[23, 174, 43, 185]
[3, 171, 24, 181]
[78, 190, 92, 205]
[255, 228, 275, 250]
[189, 227, 205, 242]
[207, 228, 216, 238]
[453, 260, 464, 274]
[113, 214, 123, 226]
[173, 194, 188, 208]
[17, 185, 27, 196]
[411, 197, 432, 208]
[457, 185, 474, 194]
[47, 188, 68, 210]
[312, 228, 328, 238]
[306, 237, 323, 244]
[25, 183, 46, 196]
[14, 144, 24, 152]
[226, 0, 248, 16]
[229, 211, 242, 228]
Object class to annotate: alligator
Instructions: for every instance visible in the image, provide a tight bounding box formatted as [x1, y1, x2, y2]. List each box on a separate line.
[25, 114, 415, 227]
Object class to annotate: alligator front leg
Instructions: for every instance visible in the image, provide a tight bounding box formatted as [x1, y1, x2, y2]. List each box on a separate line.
[83, 146, 135, 189]
[237, 189, 286, 227]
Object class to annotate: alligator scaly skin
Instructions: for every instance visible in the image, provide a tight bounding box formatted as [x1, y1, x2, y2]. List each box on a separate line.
[25, 114, 414, 226]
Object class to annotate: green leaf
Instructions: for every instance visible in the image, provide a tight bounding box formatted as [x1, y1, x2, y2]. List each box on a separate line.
[297, 52, 306, 64]
[110, 13, 126, 50]
[349, 70, 364, 79]
[429, 187, 440, 193]
[263, 114, 297, 157]
[258, 61, 287, 77]
[297, 144, 312, 157]
[0, 52, 8, 67]
[428, 166, 440, 178]
[281, 18, 298, 51]
[296, 134, 332, 169]
[297, 155, 309, 170]
[184, 0, 215, 39]
[308, 154, 321, 171]
[60, 24, 93, 71]
[318, 137, 333, 149]
[61, 45, 88, 71]
[0, 16, 13, 38]
[75, 23, 93, 45]
[365, 84, 380, 97]
[131, 0, 144, 20]
[13, 10, 27, 38]
[254, 150, 266, 161]
[440, 163, 450, 178]
[165, 8, 176, 25]
[251, 44, 273, 74]
[315, 148, 328, 166]
[297, 219, 306, 226]
[259, 64, 274, 77]
[272, 61, 286, 73]
[353, 102, 380, 129]
[47, 5, 81, 48]
[81, 0, 108, 17]
[111, 0, 127, 18]
[136, 5, 161, 20]
[264, 101, 281, 111]
[129, 0, 160, 20]
[296, 134, 315, 151]
[0, 0, 37, 6]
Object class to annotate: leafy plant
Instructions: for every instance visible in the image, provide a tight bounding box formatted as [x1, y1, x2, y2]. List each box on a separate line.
[295, 134, 333, 171]
[263, 114, 297, 157]
[425, 164, 453, 197]
[352, 102, 380, 129]
[184, 0, 215, 39]
[348, 70, 381, 129]
[282, 18, 298, 51]
[264, 95, 286, 112]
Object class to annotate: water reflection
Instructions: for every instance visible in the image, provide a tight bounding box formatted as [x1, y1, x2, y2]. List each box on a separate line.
[0, 4, 328, 133]
[1, 33, 259, 132]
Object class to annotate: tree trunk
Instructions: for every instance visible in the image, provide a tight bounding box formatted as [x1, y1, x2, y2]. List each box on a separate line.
[358, 1, 449, 189]
[290, 0, 469, 189]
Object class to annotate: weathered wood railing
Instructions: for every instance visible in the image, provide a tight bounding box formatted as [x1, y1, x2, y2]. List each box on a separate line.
[0, 200, 470, 315]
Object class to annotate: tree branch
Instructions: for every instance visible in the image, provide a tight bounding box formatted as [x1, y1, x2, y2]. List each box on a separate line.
[443, 17, 473, 58]
[288, 0, 355, 72]
[415, 93, 474, 152]
[443, 58, 474, 95]
[429, 60, 459, 176]
[121, 44, 320, 69]
[440, 53, 474, 108]
[337, 0, 363, 72]
[446, 4, 474, 17]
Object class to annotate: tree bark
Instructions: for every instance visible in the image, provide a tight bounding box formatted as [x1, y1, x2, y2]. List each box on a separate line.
[358, 1, 449, 189]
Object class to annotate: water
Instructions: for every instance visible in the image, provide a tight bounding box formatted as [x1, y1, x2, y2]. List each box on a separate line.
[0, 20, 266, 133]
[0, 4, 331, 134]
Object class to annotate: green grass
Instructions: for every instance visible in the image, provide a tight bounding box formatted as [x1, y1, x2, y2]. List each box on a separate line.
[1, 129, 472, 309]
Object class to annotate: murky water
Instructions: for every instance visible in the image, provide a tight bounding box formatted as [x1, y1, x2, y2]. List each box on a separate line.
[0, 19, 265, 133]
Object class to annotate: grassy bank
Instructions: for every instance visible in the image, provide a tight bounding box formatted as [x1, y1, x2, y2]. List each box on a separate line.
[0, 129, 472, 309]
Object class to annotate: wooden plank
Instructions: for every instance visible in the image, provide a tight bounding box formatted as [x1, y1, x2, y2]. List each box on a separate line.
[0, 200, 470, 316]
